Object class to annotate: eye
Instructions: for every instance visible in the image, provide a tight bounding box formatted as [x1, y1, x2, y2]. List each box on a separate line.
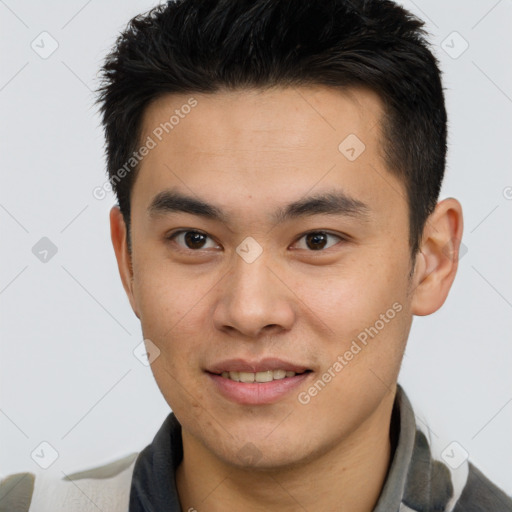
[293, 231, 345, 251]
[167, 230, 220, 251]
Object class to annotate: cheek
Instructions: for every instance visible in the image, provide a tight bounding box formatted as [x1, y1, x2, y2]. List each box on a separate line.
[307, 258, 407, 329]
[132, 263, 212, 411]
[133, 249, 194, 317]
[297, 250, 411, 379]
[132, 257, 209, 355]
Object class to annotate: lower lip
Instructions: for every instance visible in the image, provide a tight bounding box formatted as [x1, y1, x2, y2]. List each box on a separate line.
[207, 372, 312, 405]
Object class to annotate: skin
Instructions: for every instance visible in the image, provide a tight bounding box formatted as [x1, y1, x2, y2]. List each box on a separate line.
[110, 85, 463, 511]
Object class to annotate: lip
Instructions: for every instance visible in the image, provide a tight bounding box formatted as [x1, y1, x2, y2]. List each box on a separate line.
[207, 357, 310, 374]
[208, 372, 312, 405]
[206, 358, 313, 405]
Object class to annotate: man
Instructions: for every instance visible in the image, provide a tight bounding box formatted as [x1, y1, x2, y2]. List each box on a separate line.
[1, 0, 511, 510]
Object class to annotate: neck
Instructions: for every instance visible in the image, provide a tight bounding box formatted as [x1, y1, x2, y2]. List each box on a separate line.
[176, 390, 396, 512]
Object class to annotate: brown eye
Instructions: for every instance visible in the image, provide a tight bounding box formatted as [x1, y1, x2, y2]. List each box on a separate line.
[184, 231, 207, 249]
[306, 232, 328, 250]
[168, 230, 219, 251]
[295, 231, 344, 251]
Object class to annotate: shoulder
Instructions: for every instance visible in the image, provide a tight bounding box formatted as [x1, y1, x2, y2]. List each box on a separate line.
[0, 472, 35, 512]
[452, 462, 512, 511]
[0, 452, 139, 512]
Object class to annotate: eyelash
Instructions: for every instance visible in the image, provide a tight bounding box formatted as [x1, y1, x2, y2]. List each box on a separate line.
[166, 229, 347, 253]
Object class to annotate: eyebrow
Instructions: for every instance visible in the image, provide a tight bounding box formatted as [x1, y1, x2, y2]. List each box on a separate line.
[147, 189, 371, 224]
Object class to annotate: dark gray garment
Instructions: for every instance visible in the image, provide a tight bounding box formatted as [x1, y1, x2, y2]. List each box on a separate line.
[128, 386, 512, 511]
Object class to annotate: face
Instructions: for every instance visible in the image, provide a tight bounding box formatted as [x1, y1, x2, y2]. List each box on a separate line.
[116, 86, 419, 469]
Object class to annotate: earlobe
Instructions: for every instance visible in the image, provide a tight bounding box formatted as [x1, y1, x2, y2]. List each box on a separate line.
[411, 198, 464, 316]
[109, 206, 140, 319]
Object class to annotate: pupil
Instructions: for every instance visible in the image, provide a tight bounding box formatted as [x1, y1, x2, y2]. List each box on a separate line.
[185, 232, 206, 249]
[306, 232, 327, 250]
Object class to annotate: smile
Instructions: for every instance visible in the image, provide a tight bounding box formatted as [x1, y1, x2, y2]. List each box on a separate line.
[220, 370, 307, 382]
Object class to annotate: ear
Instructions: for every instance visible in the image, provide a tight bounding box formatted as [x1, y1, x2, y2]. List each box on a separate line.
[110, 206, 140, 319]
[410, 198, 464, 316]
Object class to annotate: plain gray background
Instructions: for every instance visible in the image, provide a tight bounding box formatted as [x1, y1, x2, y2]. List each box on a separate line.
[1, 0, 511, 495]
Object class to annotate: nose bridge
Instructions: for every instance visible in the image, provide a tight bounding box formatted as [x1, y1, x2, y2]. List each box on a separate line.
[214, 246, 294, 337]
[231, 233, 273, 288]
[230, 249, 274, 309]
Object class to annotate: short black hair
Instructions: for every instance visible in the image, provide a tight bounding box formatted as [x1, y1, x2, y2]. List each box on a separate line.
[97, 0, 447, 258]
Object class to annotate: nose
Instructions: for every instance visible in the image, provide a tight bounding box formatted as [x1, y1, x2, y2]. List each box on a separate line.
[212, 252, 296, 339]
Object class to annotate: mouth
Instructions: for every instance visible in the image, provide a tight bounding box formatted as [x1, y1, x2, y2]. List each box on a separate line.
[206, 358, 313, 405]
[214, 369, 311, 383]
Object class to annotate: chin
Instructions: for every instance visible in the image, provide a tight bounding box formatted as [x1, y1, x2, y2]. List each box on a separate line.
[203, 422, 318, 471]
[220, 442, 311, 472]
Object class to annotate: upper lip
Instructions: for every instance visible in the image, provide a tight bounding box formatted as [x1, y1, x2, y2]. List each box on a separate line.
[207, 358, 311, 374]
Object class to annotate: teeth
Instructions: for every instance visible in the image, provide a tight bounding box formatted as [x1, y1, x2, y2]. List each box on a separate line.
[239, 372, 255, 383]
[220, 369, 301, 382]
[255, 371, 273, 383]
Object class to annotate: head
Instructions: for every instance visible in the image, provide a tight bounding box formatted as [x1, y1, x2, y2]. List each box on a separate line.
[98, 0, 463, 470]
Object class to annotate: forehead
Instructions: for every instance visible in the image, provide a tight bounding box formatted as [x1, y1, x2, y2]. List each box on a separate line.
[141, 85, 384, 156]
[132, 85, 407, 229]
